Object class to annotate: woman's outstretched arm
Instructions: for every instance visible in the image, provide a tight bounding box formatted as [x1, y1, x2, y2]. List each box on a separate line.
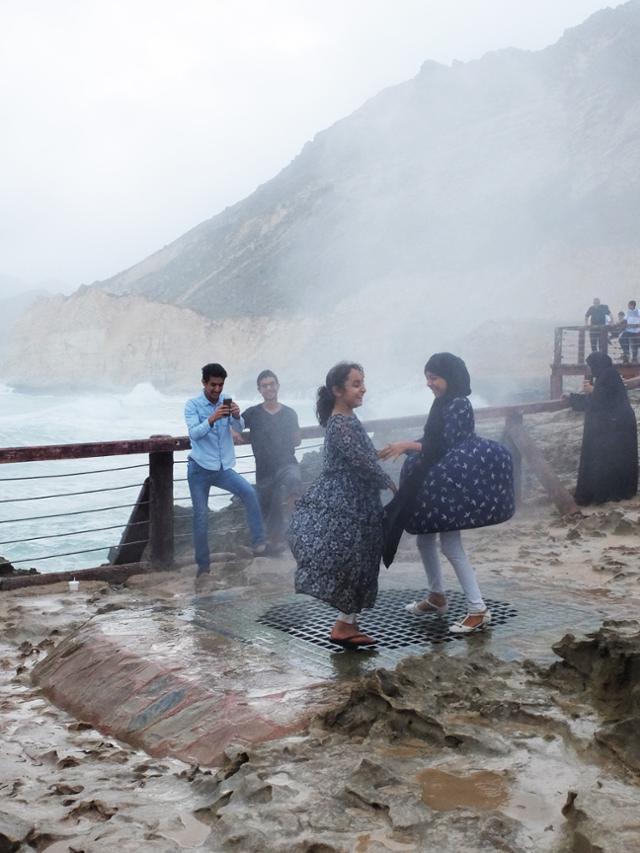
[331, 417, 396, 490]
[378, 439, 422, 461]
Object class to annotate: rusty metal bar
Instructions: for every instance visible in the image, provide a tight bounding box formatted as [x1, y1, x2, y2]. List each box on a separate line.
[502, 413, 523, 505]
[0, 400, 574, 465]
[503, 420, 578, 516]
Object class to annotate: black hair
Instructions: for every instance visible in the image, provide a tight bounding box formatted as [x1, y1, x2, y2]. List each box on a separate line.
[257, 369, 278, 386]
[202, 363, 227, 382]
[316, 361, 363, 427]
[630, 300, 637, 309]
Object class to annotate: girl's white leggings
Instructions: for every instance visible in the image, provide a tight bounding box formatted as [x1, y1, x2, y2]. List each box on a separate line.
[337, 612, 359, 624]
[416, 530, 486, 613]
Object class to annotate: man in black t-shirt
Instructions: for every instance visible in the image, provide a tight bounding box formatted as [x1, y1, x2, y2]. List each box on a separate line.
[585, 298, 612, 353]
[238, 370, 302, 552]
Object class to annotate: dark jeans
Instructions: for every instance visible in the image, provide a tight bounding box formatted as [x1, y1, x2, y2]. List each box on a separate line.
[257, 463, 303, 543]
[187, 458, 264, 570]
[619, 331, 640, 362]
[589, 329, 605, 352]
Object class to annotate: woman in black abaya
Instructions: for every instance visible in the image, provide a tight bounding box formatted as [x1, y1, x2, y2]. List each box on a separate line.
[569, 352, 638, 505]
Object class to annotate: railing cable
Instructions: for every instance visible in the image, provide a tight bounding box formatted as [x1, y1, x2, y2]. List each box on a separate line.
[0, 501, 150, 525]
[6, 540, 150, 564]
[0, 481, 146, 503]
[0, 463, 149, 482]
[0, 519, 148, 546]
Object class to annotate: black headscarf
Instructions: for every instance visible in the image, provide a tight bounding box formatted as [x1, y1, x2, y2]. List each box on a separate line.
[424, 352, 472, 398]
[586, 351, 613, 379]
[421, 353, 472, 467]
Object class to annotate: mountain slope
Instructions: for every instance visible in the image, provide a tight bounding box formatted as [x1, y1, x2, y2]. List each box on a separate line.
[95, 2, 640, 321]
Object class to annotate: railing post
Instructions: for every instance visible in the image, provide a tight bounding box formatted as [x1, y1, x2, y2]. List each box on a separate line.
[577, 328, 586, 365]
[502, 413, 523, 506]
[553, 327, 563, 366]
[149, 436, 174, 569]
[550, 367, 563, 400]
[505, 421, 578, 516]
[551, 327, 564, 398]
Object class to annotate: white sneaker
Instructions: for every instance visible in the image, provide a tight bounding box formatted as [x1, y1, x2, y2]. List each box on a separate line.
[404, 599, 448, 617]
[449, 610, 492, 634]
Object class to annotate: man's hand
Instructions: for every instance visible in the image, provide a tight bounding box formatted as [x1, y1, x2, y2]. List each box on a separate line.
[208, 406, 231, 425]
[583, 380, 593, 395]
[230, 402, 241, 419]
[232, 430, 249, 445]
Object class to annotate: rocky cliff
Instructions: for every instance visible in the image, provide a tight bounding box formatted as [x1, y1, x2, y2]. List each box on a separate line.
[93, 1, 640, 320]
[1, 286, 555, 394]
[1, 288, 330, 393]
[5, 2, 640, 391]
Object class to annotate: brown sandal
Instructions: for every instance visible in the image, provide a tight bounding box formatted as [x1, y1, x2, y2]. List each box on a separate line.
[329, 630, 377, 648]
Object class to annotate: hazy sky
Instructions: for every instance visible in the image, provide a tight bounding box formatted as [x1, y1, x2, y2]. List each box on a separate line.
[1, 0, 612, 294]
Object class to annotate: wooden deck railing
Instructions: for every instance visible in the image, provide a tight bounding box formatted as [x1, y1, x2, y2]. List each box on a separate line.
[551, 324, 640, 397]
[0, 396, 586, 589]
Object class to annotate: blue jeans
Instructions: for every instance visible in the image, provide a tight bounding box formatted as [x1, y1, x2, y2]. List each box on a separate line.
[187, 458, 265, 570]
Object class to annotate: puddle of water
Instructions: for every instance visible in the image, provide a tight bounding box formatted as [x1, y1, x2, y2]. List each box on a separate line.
[502, 740, 596, 834]
[160, 812, 211, 849]
[417, 768, 508, 811]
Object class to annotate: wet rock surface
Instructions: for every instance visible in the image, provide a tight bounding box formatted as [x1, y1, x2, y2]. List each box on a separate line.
[2, 579, 639, 851]
[549, 621, 640, 773]
[186, 637, 640, 852]
[2, 469, 640, 850]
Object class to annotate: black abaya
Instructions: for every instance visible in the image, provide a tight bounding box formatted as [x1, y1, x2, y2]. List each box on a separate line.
[570, 367, 638, 506]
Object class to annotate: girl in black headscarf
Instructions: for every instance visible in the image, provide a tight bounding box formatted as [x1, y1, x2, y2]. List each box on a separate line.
[569, 352, 638, 505]
[380, 353, 514, 633]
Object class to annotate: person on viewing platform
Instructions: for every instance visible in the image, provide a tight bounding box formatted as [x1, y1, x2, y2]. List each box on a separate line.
[584, 298, 612, 353]
[288, 362, 396, 648]
[185, 362, 265, 577]
[379, 353, 515, 635]
[236, 370, 303, 555]
[619, 300, 640, 364]
[610, 311, 627, 342]
[568, 352, 638, 506]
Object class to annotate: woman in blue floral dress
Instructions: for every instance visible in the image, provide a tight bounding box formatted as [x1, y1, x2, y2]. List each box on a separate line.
[288, 362, 396, 648]
[381, 353, 514, 634]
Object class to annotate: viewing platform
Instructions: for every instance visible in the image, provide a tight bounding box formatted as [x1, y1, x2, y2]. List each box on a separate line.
[550, 324, 640, 397]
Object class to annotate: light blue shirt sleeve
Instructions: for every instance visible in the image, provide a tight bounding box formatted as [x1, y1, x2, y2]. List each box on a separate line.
[185, 392, 241, 470]
[185, 398, 212, 441]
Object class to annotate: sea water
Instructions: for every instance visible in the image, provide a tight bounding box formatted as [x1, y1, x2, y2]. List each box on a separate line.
[0, 382, 433, 573]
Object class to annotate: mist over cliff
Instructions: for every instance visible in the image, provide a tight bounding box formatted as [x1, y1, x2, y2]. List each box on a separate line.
[5, 2, 640, 394]
[95, 3, 640, 318]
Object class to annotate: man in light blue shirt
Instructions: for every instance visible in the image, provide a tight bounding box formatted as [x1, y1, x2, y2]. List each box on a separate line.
[620, 299, 640, 363]
[185, 362, 265, 576]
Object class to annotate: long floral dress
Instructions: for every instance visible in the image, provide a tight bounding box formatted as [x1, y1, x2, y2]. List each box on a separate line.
[402, 397, 515, 534]
[289, 414, 393, 613]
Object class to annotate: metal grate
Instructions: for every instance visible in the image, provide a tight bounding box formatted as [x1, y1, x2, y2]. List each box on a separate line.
[257, 589, 517, 651]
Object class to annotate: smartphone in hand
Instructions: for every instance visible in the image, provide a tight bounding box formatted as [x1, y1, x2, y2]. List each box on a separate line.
[225, 397, 233, 416]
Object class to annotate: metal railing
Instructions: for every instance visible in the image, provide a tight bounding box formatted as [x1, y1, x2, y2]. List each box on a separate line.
[550, 326, 640, 397]
[554, 325, 627, 366]
[0, 399, 587, 590]
[0, 435, 325, 578]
